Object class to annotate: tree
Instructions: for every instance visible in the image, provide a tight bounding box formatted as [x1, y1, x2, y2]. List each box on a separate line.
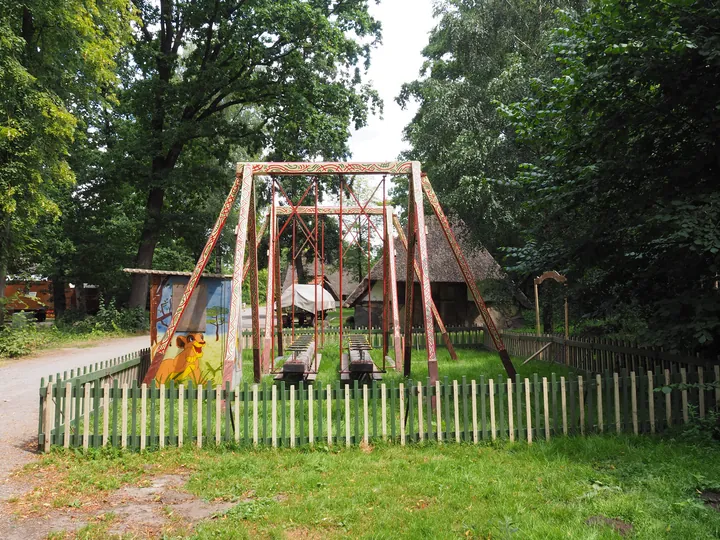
[397, 0, 583, 251]
[0, 0, 131, 323]
[115, 0, 382, 309]
[501, 0, 720, 352]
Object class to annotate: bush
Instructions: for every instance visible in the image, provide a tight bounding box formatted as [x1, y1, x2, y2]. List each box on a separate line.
[0, 324, 49, 357]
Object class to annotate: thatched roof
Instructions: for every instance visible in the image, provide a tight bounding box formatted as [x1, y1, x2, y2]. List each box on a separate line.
[344, 215, 507, 306]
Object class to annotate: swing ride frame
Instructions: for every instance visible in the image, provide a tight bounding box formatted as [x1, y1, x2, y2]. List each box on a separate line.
[141, 162, 517, 387]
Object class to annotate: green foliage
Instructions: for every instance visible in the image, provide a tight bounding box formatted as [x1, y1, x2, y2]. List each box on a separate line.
[501, 0, 720, 353]
[398, 0, 583, 248]
[0, 0, 132, 301]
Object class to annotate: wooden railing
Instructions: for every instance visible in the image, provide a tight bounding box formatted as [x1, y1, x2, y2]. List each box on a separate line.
[486, 331, 718, 374]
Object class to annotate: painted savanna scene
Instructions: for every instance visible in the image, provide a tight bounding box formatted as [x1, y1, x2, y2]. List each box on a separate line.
[2, 0, 720, 539]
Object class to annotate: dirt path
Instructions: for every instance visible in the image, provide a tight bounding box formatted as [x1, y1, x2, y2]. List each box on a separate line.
[0, 335, 149, 500]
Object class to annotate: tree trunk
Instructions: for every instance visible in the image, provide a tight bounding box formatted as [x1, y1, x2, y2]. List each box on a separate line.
[128, 186, 165, 308]
[51, 276, 66, 319]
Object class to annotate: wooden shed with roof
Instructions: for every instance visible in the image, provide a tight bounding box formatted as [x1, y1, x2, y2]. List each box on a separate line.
[344, 216, 529, 329]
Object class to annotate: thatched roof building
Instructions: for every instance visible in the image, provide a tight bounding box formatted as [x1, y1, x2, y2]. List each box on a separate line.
[344, 216, 528, 329]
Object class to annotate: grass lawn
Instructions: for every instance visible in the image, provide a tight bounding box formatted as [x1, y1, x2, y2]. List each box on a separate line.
[20, 436, 720, 538]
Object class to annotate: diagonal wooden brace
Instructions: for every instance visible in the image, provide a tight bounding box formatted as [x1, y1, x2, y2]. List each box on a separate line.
[420, 173, 517, 379]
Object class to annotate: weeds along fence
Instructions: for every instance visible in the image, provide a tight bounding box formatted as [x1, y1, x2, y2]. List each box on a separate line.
[39, 361, 720, 452]
[485, 331, 719, 376]
[239, 326, 484, 349]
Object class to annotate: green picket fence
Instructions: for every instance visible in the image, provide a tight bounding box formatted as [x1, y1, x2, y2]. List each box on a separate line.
[39, 364, 720, 451]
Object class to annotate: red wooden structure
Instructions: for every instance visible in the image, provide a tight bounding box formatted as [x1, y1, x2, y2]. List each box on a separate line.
[142, 162, 516, 386]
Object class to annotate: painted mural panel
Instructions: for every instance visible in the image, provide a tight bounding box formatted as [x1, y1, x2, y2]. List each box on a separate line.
[153, 276, 231, 385]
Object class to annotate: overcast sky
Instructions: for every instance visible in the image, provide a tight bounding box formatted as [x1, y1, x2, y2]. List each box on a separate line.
[347, 0, 437, 162]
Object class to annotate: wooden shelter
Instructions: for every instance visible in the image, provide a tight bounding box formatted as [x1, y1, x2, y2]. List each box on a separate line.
[344, 216, 525, 329]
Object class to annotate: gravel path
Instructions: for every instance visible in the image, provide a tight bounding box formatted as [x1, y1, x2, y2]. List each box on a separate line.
[0, 335, 149, 500]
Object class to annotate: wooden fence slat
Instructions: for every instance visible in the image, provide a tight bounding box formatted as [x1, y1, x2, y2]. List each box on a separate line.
[44, 384, 54, 452]
[596, 375, 603, 433]
[197, 384, 203, 448]
[178, 384, 184, 447]
[489, 379, 496, 441]
[561, 376, 567, 435]
[382, 383, 388, 441]
[613, 373, 621, 433]
[309, 384, 315, 445]
[360, 384, 368, 444]
[290, 385, 295, 448]
[461, 377, 469, 442]
[83, 383, 91, 450]
[472, 380, 479, 443]
[631, 372, 638, 435]
[399, 383, 405, 446]
[345, 384, 352, 447]
[215, 385, 222, 445]
[543, 377, 550, 441]
[354, 381, 361, 444]
[298, 383, 305, 446]
[103, 382, 110, 446]
[159, 383, 166, 448]
[140, 383, 147, 451]
[525, 378, 532, 444]
[327, 385, 333, 445]
[498, 376, 506, 440]
[271, 385, 278, 447]
[507, 379, 514, 442]
[578, 376, 585, 436]
[453, 380, 460, 443]
[121, 384, 128, 448]
[648, 371, 655, 434]
[416, 383, 423, 443]
[92, 380, 100, 448]
[480, 376, 487, 440]
[435, 380, 442, 443]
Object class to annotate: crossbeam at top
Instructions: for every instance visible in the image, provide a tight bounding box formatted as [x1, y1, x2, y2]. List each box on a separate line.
[275, 206, 384, 215]
[238, 161, 413, 175]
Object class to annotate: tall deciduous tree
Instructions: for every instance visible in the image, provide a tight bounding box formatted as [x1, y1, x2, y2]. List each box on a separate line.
[502, 0, 720, 352]
[0, 0, 132, 322]
[398, 0, 583, 250]
[117, 0, 381, 309]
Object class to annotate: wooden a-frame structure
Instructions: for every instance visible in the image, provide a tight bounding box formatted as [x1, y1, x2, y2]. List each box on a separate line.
[142, 162, 517, 387]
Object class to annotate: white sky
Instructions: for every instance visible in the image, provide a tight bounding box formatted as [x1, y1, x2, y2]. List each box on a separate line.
[347, 0, 437, 162]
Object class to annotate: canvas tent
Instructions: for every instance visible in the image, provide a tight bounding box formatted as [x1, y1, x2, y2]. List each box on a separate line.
[281, 284, 335, 313]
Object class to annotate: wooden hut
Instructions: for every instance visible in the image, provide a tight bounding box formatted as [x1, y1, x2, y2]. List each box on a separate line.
[344, 216, 529, 329]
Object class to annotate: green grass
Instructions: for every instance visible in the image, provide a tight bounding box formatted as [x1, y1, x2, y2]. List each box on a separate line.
[28, 436, 720, 538]
[247, 343, 572, 386]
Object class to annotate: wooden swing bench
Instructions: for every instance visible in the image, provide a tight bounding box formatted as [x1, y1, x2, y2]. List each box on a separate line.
[274, 335, 321, 382]
[341, 334, 382, 383]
